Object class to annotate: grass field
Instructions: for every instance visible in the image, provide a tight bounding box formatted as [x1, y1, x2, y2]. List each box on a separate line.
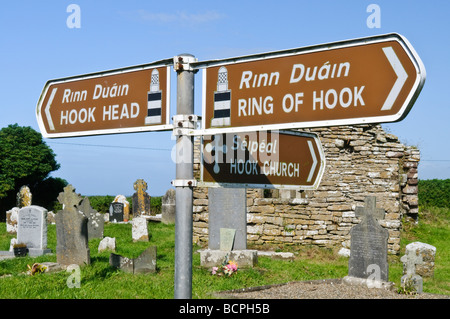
[0, 206, 448, 299]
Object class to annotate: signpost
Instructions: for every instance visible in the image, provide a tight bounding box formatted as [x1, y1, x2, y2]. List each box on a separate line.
[35, 33, 425, 299]
[198, 33, 426, 134]
[200, 130, 325, 190]
[36, 60, 172, 138]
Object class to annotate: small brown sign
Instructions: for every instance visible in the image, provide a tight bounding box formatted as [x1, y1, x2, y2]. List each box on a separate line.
[200, 130, 325, 190]
[200, 33, 425, 133]
[36, 63, 171, 138]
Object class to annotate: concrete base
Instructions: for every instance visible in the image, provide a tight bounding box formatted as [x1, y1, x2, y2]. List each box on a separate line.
[199, 249, 258, 268]
[0, 249, 51, 257]
[342, 275, 395, 291]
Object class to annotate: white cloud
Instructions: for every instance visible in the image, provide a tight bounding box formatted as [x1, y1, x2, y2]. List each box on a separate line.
[132, 9, 225, 26]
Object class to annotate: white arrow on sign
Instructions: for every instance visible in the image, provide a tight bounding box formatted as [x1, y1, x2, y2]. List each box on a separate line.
[381, 46, 408, 111]
[45, 88, 57, 131]
[307, 140, 318, 183]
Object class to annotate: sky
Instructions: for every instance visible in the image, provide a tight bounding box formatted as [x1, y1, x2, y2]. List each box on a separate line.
[1, 1, 449, 196]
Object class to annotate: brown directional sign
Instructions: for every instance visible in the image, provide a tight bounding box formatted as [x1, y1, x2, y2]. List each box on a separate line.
[199, 33, 425, 134]
[36, 61, 172, 138]
[199, 130, 325, 190]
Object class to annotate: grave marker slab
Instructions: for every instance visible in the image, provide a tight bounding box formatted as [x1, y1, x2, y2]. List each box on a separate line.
[208, 188, 247, 250]
[78, 197, 104, 239]
[132, 217, 149, 242]
[56, 185, 90, 266]
[17, 205, 51, 256]
[162, 189, 176, 224]
[109, 202, 124, 222]
[132, 179, 151, 217]
[220, 228, 236, 251]
[348, 196, 389, 282]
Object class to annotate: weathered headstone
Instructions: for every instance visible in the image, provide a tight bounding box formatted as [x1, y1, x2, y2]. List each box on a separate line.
[77, 197, 104, 239]
[6, 207, 19, 235]
[98, 237, 116, 253]
[109, 202, 124, 222]
[348, 196, 389, 282]
[132, 179, 151, 217]
[200, 188, 257, 268]
[400, 245, 425, 293]
[113, 195, 130, 221]
[109, 246, 157, 274]
[56, 185, 90, 267]
[161, 189, 176, 224]
[17, 185, 32, 208]
[208, 188, 247, 250]
[132, 216, 149, 242]
[16, 205, 51, 256]
[402, 242, 436, 277]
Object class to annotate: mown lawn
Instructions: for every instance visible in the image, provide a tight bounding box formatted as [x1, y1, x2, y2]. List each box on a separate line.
[0, 205, 448, 299]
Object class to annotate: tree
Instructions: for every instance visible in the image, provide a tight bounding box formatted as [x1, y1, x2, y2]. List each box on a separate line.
[0, 124, 63, 217]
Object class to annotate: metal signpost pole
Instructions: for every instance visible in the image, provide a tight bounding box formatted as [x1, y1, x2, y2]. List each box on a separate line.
[173, 54, 197, 299]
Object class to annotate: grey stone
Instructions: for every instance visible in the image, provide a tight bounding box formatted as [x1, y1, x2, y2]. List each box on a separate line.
[6, 207, 19, 234]
[56, 185, 90, 266]
[348, 196, 389, 282]
[132, 179, 151, 217]
[162, 189, 176, 224]
[17, 205, 51, 256]
[109, 246, 157, 274]
[208, 188, 247, 250]
[78, 197, 104, 239]
[134, 246, 157, 273]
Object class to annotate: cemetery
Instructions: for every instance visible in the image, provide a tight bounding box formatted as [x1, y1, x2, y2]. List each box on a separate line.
[0, 147, 448, 299]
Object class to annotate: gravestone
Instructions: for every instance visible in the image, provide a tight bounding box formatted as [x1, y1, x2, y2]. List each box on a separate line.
[132, 179, 151, 217]
[208, 188, 247, 250]
[6, 207, 19, 235]
[109, 246, 157, 274]
[400, 245, 425, 293]
[348, 196, 389, 282]
[132, 216, 149, 242]
[109, 202, 124, 222]
[56, 185, 90, 266]
[200, 188, 257, 268]
[17, 186, 32, 208]
[402, 242, 436, 277]
[77, 197, 104, 239]
[16, 205, 51, 256]
[162, 189, 176, 224]
[113, 195, 130, 221]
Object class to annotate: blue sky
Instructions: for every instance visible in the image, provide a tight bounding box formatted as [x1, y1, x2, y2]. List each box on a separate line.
[1, 1, 449, 196]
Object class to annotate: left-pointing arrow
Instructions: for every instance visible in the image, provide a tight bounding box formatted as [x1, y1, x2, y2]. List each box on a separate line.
[45, 88, 57, 131]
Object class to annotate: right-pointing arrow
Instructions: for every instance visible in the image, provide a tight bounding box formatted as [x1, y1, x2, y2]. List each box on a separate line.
[307, 140, 317, 183]
[381, 46, 408, 111]
[45, 88, 57, 131]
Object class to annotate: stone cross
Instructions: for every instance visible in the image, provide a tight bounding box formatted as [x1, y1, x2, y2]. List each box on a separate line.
[355, 196, 385, 221]
[132, 179, 151, 217]
[58, 184, 82, 211]
[56, 185, 90, 266]
[401, 248, 424, 277]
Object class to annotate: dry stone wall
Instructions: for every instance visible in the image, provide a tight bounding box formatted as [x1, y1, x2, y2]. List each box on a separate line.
[193, 124, 420, 255]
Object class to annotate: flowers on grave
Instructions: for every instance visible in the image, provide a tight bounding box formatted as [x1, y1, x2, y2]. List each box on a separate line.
[27, 263, 47, 276]
[211, 260, 238, 277]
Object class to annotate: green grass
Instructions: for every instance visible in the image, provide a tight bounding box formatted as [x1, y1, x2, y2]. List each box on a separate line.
[1, 206, 449, 299]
